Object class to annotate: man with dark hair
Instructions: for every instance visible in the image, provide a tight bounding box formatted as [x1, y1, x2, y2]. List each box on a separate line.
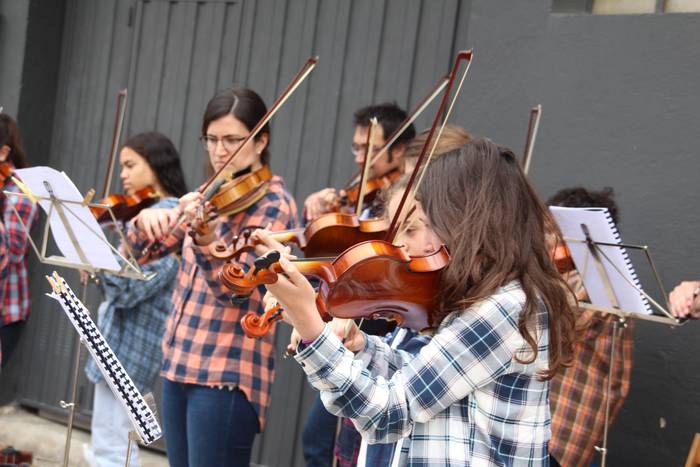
[547, 186, 633, 467]
[303, 102, 415, 221]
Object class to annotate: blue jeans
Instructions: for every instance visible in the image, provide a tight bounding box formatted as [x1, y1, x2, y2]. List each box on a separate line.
[161, 379, 259, 467]
[302, 393, 338, 467]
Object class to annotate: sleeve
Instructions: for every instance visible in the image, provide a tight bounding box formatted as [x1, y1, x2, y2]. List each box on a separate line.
[190, 192, 299, 305]
[295, 296, 524, 444]
[96, 253, 179, 309]
[1, 189, 37, 263]
[353, 333, 418, 379]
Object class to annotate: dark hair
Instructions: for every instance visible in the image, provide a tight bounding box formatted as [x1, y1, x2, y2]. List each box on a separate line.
[202, 87, 270, 165]
[123, 132, 188, 197]
[0, 113, 29, 169]
[417, 138, 576, 380]
[354, 103, 415, 159]
[547, 186, 619, 224]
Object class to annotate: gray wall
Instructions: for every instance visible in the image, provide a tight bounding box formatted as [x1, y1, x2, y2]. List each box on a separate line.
[2, 0, 700, 465]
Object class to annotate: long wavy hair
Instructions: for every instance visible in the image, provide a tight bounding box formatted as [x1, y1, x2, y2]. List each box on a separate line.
[417, 137, 576, 379]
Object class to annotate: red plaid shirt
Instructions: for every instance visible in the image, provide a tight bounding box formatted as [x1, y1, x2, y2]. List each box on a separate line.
[1, 178, 39, 325]
[549, 272, 634, 466]
[128, 176, 298, 428]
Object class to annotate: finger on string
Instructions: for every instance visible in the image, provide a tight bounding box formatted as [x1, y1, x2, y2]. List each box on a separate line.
[278, 257, 307, 287]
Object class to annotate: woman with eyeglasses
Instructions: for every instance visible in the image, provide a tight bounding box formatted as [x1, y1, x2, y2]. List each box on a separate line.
[130, 88, 299, 467]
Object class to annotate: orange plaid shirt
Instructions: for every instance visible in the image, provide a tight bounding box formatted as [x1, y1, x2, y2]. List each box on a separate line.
[128, 176, 298, 428]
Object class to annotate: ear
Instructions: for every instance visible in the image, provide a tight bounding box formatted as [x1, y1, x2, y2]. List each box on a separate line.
[389, 143, 407, 162]
[0, 145, 10, 162]
[255, 133, 269, 156]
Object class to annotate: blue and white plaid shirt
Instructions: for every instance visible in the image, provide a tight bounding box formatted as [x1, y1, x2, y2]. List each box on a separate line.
[85, 197, 180, 393]
[296, 281, 551, 466]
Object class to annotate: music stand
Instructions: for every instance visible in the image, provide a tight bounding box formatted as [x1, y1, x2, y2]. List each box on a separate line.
[551, 206, 685, 467]
[4, 167, 154, 467]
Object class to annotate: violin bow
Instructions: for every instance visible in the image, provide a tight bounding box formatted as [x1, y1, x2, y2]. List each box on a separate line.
[521, 104, 542, 176]
[342, 75, 450, 190]
[101, 89, 128, 198]
[386, 49, 474, 243]
[354, 118, 379, 216]
[200, 56, 318, 194]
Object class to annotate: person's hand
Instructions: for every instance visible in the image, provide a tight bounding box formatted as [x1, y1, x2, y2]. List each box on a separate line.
[669, 280, 700, 318]
[134, 207, 180, 243]
[265, 257, 323, 341]
[328, 318, 365, 352]
[303, 188, 338, 221]
[79, 270, 90, 285]
[288, 328, 302, 355]
[250, 225, 296, 258]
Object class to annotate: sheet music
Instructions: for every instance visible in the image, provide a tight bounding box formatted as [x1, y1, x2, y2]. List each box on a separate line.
[15, 166, 121, 271]
[47, 274, 162, 445]
[550, 206, 652, 315]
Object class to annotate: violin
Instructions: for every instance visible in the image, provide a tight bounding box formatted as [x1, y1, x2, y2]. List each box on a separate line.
[0, 162, 15, 189]
[553, 242, 576, 275]
[90, 186, 159, 224]
[222, 241, 449, 335]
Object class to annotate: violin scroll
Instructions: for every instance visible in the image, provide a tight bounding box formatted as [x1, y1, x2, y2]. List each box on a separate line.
[240, 303, 284, 339]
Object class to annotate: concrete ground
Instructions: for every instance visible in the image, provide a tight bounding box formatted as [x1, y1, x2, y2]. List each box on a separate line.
[0, 404, 168, 467]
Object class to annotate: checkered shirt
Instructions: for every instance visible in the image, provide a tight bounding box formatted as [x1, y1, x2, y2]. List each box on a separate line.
[1, 178, 38, 325]
[548, 276, 634, 467]
[0, 221, 7, 363]
[127, 176, 298, 428]
[296, 281, 552, 466]
[85, 197, 180, 393]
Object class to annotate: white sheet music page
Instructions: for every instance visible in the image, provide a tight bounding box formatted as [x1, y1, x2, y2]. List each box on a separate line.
[549, 206, 652, 315]
[15, 166, 121, 271]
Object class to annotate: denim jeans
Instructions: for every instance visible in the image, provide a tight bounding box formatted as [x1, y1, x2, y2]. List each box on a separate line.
[161, 379, 259, 467]
[302, 393, 338, 467]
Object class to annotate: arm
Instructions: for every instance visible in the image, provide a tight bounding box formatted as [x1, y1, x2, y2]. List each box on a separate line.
[97, 253, 180, 308]
[294, 297, 524, 443]
[125, 206, 185, 263]
[2, 189, 37, 263]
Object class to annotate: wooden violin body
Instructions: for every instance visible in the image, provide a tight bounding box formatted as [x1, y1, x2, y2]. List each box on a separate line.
[220, 240, 449, 332]
[553, 243, 576, 275]
[90, 186, 159, 224]
[0, 162, 15, 189]
[210, 165, 272, 216]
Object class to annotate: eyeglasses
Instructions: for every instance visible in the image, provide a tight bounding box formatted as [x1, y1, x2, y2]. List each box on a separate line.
[351, 142, 383, 157]
[200, 134, 248, 152]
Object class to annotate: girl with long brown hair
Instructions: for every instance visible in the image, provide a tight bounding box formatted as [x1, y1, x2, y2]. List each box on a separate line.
[263, 137, 576, 465]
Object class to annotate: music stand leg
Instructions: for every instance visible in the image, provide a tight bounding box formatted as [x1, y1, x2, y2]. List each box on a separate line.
[124, 431, 138, 467]
[594, 316, 625, 467]
[59, 280, 88, 467]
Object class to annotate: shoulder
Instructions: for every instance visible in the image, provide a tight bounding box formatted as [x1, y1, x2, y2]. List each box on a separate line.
[257, 175, 298, 215]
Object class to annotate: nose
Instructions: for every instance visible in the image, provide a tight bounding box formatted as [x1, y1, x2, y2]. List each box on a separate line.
[120, 167, 128, 181]
[354, 150, 365, 166]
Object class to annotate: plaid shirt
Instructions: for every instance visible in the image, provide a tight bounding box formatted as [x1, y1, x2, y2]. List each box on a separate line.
[297, 281, 551, 467]
[1, 178, 39, 325]
[85, 197, 180, 393]
[127, 175, 298, 428]
[549, 270, 634, 466]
